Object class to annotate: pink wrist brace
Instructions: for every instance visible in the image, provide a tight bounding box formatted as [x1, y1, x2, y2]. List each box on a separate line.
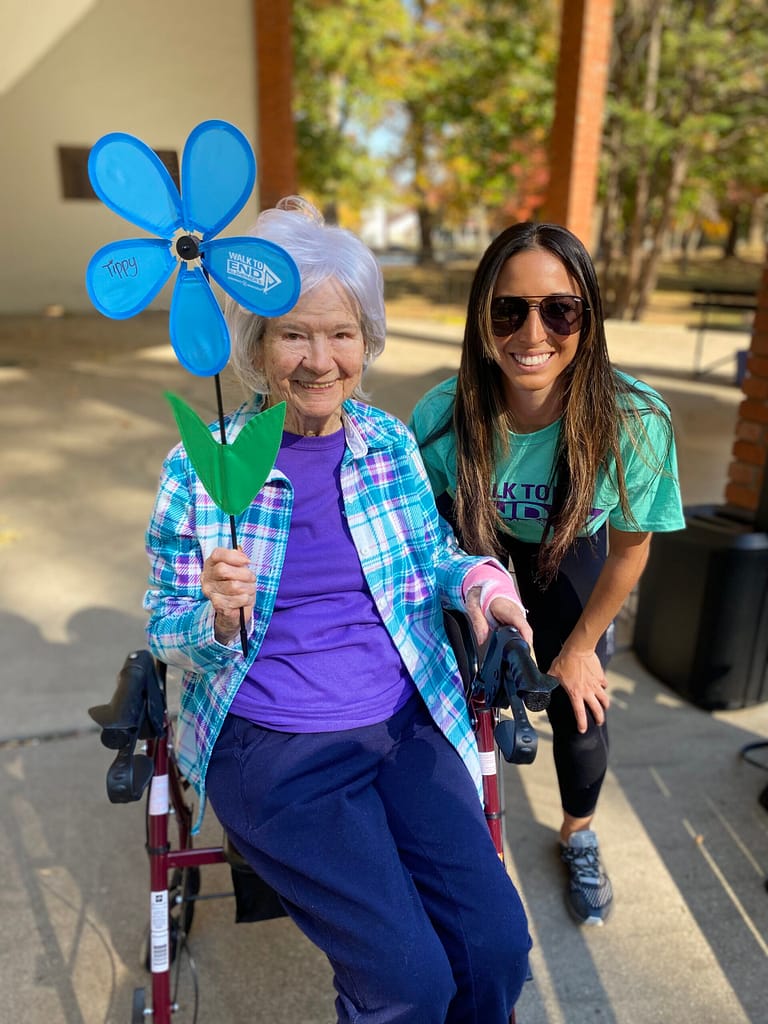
[462, 564, 526, 623]
[477, 579, 525, 619]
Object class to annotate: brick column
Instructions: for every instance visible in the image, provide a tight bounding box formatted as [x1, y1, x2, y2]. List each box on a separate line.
[253, 0, 297, 209]
[541, 0, 614, 248]
[725, 261, 768, 530]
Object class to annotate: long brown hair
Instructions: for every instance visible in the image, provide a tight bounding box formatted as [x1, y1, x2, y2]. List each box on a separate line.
[437, 222, 672, 582]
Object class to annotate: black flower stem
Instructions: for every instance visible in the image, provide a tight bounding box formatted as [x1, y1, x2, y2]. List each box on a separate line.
[214, 371, 249, 659]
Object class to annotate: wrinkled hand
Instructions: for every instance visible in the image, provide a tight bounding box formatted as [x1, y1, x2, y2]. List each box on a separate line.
[201, 547, 255, 644]
[465, 587, 534, 649]
[548, 647, 610, 733]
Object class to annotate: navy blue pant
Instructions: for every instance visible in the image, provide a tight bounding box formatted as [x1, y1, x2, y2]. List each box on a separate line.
[206, 694, 531, 1023]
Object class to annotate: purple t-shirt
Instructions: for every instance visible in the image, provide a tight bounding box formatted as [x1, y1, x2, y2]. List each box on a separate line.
[229, 428, 416, 731]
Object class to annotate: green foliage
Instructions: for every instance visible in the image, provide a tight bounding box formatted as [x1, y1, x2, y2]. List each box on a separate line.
[392, 0, 557, 225]
[600, 0, 768, 316]
[293, 0, 767, 279]
[292, 0, 407, 215]
[292, 0, 557, 238]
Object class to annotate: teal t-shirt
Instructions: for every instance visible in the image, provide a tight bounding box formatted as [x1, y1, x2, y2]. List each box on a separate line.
[409, 373, 685, 544]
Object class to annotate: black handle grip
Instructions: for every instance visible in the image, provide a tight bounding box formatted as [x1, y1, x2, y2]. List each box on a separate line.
[476, 626, 559, 711]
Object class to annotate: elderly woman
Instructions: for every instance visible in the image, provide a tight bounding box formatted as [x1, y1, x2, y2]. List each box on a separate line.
[144, 198, 531, 1024]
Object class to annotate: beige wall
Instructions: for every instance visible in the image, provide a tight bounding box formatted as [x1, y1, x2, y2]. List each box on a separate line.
[0, 0, 258, 313]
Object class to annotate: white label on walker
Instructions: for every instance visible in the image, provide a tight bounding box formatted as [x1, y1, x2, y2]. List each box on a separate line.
[479, 751, 497, 775]
[149, 773, 169, 816]
[150, 890, 169, 972]
[150, 889, 168, 929]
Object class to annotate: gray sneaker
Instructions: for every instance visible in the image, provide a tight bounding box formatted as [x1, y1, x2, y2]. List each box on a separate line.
[560, 829, 613, 926]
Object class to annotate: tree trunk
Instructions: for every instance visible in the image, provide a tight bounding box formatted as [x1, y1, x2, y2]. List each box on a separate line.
[631, 148, 690, 320]
[722, 209, 742, 258]
[416, 204, 435, 264]
[612, 0, 663, 319]
[596, 121, 624, 314]
[403, 96, 436, 265]
[322, 200, 340, 225]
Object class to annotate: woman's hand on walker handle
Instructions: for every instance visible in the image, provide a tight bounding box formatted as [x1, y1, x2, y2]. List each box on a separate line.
[549, 646, 610, 734]
[201, 547, 256, 645]
[465, 586, 534, 648]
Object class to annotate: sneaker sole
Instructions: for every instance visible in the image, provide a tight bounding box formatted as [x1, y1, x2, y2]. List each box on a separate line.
[565, 898, 611, 927]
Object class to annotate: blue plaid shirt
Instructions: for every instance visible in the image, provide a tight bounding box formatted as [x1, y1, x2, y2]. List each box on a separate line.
[144, 398, 493, 832]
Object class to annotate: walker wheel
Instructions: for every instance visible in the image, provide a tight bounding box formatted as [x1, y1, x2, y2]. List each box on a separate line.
[131, 987, 146, 1022]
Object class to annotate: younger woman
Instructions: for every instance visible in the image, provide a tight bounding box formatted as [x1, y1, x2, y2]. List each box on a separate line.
[410, 222, 685, 926]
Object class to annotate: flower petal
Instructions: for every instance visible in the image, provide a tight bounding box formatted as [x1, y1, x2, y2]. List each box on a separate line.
[181, 120, 256, 240]
[86, 238, 176, 319]
[202, 237, 301, 317]
[169, 264, 230, 376]
[88, 133, 183, 237]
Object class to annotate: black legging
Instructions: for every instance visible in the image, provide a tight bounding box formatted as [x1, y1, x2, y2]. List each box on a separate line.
[437, 494, 610, 819]
[499, 529, 611, 819]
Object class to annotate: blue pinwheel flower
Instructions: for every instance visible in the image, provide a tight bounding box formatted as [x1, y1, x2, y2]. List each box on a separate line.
[85, 119, 300, 376]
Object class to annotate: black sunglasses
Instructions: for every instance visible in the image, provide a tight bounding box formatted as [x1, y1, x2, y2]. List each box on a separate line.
[490, 295, 588, 337]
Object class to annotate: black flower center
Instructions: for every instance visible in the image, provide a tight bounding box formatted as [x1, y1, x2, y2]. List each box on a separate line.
[175, 234, 200, 261]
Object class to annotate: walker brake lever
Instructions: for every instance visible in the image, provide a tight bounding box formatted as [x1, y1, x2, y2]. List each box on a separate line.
[493, 695, 538, 765]
[472, 627, 559, 765]
[474, 626, 559, 712]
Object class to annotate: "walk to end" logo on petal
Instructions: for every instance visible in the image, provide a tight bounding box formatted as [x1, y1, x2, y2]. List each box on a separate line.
[225, 251, 282, 293]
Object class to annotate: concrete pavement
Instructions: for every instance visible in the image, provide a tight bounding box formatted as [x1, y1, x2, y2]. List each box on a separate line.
[1, 309, 767, 1023]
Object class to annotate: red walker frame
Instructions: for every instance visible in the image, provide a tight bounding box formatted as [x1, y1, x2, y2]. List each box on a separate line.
[91, 612, 555, 1023]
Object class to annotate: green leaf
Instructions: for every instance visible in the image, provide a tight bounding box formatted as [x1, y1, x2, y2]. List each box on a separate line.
[165, 393, 286, 516]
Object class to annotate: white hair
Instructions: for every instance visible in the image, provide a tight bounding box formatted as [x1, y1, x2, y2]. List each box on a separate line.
[225, 196, 386, 398]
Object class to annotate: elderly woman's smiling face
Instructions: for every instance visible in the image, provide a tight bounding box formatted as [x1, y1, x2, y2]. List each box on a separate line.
[259, 279, 365, 436]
